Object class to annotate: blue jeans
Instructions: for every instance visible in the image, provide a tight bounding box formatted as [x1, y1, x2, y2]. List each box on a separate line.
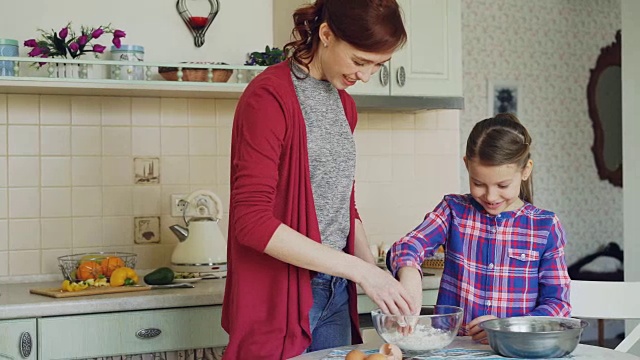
[306, 273, 352, 353]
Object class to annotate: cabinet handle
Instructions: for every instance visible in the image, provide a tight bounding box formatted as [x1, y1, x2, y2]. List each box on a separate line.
[396, 66, 406, 87]
[19, 332, 32, 358]
[135, 328, 162, 339]
[379, 64, 389, 87]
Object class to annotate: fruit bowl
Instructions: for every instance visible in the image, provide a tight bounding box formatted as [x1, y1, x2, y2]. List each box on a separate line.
[371, 305, 463, 356]
[58, 252, 137, 282]
[158, 62, 233, 82]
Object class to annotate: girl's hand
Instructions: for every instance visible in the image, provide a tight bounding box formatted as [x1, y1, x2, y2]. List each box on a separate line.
[467, 315, 498, 344]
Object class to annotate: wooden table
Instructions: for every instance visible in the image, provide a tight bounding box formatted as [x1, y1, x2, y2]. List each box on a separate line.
[290, 336, 640, 359]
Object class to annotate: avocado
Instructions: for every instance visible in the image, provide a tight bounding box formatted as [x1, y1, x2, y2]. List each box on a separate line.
[143, 267, 175, 285]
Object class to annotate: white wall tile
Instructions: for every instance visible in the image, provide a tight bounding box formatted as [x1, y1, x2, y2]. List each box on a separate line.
[216, 127, 232, 155]
[71, 97, 101, 125]
[8, 95, 39, 124]
[103, 187, 133, 216]
[160, 185, 190, 215]
[132, 127, 160, 156]
[391, 130, 416, 155]
[215, 99, 237, 127]
[9, 250, 40, 275]
[367, 113, 393, 130]
[189, 127, 216, 155]
[40, 95, 71, 125]
[8, 157, 39, 187]
[41, 157, 71, 187]
[133, 186, 161, 216]
[359, 155, 393, 183]
[216, 155, 230, 185]
[356, 113, 369, 129]
[41, 187, 72, 218]
[72, 217, 103, 248]
[0, 95, 6, 124]
[390, 155, 416, 183]
[42, 248, 69, 274]
[102, 97, 131, 126]
[414, 130, 459, 155]
[437, 110, 460, 130]
[391, 114, 416, 129]
[72, 126, 101, 155]
[41, 218, 72, 249]
[160, 214, 179, 243]
[0, 190, 6, 219]
[72, 187, 102, 217]
[0, 220, 7, 250]
[9, 219, 40, 250]
[0, 252, 7, 276]
[40, 126, 71, 155]
[355, 130, 392, 156]
[72, 157, 102, 186]
[0, 126, 6, 155]
[134, 244, 173, 270]
[8, 125, 39, 155]
[0, 157, 6, 187]
[161, 98, 188, 126]
[415, 110, 439, 130]
[8, 188, 39, 218]
[190, 156, 217, 184]
[103, 216, 133, 246]
[132, 98, 160, 126]
[102, 157, 132, 185]
[161, 127, 189, 155]
[160, 156, 190, 185]
[189, 99, 215, 126]
[102, 127, 132, 156]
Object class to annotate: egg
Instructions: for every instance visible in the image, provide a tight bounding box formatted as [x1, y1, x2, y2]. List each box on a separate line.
[364, 354, 387, 360]
[379, 343, 403, 360]
[345, 349, 367, 360]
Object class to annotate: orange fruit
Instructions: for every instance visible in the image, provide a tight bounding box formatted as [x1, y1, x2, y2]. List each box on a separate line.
[101, 256, 125, 277]
[76, 261, 103, 280]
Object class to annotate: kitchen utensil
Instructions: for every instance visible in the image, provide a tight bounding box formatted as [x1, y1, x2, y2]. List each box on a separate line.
[479, 316, 588, 358]
[136, 283, 195, 289]
[169, 190, 227, 274]
[371, 305, 463, 356]
[30, 285, 151, 298]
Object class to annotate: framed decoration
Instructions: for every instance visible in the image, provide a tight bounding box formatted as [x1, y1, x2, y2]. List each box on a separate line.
[488, 80, 520, 117]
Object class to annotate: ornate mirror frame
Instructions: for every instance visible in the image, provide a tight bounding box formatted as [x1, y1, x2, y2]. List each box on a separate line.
[587, 30, 622, 187]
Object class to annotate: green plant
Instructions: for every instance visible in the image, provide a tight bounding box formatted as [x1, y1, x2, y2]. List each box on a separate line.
[245, 45, 285, 66]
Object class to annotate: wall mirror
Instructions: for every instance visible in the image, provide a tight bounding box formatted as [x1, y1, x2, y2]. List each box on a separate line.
[587, 30, 622, 187]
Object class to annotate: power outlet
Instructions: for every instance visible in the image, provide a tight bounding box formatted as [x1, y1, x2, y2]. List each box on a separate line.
[170, 194, 189, 217]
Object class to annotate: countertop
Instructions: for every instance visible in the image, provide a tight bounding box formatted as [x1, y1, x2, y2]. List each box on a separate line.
[0, 269, 442, 320]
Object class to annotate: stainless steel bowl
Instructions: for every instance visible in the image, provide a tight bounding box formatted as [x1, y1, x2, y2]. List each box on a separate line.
[479, 316, 588, 358]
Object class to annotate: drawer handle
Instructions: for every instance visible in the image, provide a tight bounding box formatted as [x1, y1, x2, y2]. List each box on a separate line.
[20, 332, 32, 358]
[136, 328, 162, 339]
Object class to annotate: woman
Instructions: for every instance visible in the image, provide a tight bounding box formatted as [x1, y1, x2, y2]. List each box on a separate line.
[221, 1, 415, 358]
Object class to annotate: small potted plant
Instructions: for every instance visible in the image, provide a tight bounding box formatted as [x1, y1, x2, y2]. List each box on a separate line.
[241, 45, 286, 83]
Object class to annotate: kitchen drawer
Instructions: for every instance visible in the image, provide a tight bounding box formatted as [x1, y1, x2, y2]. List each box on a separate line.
[0, 318, 37, 359]
[357, 289, 438, 314]
[38, 306, 227, 360]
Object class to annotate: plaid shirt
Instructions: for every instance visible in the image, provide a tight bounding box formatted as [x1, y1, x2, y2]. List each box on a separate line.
[390, 194, 571, 335]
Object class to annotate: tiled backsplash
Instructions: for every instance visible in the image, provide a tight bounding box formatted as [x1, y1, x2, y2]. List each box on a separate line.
[0, 93, 459, 280]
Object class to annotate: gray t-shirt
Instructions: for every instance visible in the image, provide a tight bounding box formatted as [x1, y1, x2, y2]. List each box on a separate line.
[291, 66, 356, 251]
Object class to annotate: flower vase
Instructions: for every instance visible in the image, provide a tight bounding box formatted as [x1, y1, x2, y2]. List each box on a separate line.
[47, 62, 90, 79]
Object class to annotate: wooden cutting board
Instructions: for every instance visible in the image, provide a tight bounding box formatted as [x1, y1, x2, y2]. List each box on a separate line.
[30, 285, 152, 298]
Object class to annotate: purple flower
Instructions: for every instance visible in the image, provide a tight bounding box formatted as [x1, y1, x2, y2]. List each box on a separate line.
[112, 37, 121, 48]
[69, 42, 79, 52]
[92, 44, 106, 53]
[38, 53, 49, 66]
[91, 28, 104, 39]
[59, 27, 68, 40]
[77, 35, 88, 46]
[28, 47, 43, 57]
[23, 39, 37, 47]
[113, 29, 126, 39]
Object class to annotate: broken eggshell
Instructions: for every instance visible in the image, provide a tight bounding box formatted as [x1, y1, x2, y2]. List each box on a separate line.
[379, 343, 403, 360]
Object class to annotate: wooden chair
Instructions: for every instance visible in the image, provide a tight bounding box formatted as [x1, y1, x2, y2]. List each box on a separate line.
[570, 280, 640, 354]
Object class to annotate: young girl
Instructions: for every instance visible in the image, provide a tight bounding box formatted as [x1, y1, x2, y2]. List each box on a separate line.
[388, 113, 571, 343]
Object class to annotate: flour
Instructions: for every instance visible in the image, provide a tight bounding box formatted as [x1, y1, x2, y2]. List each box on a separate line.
[382, 324, 454, 351]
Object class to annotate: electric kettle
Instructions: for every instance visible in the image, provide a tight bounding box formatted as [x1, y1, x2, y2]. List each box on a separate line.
[169, 190, 227, 273]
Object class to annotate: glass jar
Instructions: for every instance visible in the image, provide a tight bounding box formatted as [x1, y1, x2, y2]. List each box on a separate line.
[110, 45, 144, 80]
[0, 39, 19, 76]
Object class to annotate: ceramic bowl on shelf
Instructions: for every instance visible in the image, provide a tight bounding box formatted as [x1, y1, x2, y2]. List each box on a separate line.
[371, 305, 463, 356]
[57, 252, 137, 282]
[158, 62, 232, 82]
[479, 316, 588, 358]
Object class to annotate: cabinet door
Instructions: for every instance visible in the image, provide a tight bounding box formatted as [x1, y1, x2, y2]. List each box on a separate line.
[38, 306, 227, 360]
[391, 0, 462, 97]
[0, 319, 37, 360]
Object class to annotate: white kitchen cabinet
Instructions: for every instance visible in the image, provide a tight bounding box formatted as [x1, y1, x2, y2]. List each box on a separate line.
[38, 306, 227, 360]
[357, 289, 439, 314]
[0, 318, 37, 359]
[348, 0, 462, 98]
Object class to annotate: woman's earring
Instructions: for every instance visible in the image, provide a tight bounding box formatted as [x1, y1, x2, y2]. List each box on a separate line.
[322, 42, 327, 48]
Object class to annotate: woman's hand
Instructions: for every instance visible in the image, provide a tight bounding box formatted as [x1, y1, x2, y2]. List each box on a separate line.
[467, 315, 498, 344]
[357, 264, 417, 317]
